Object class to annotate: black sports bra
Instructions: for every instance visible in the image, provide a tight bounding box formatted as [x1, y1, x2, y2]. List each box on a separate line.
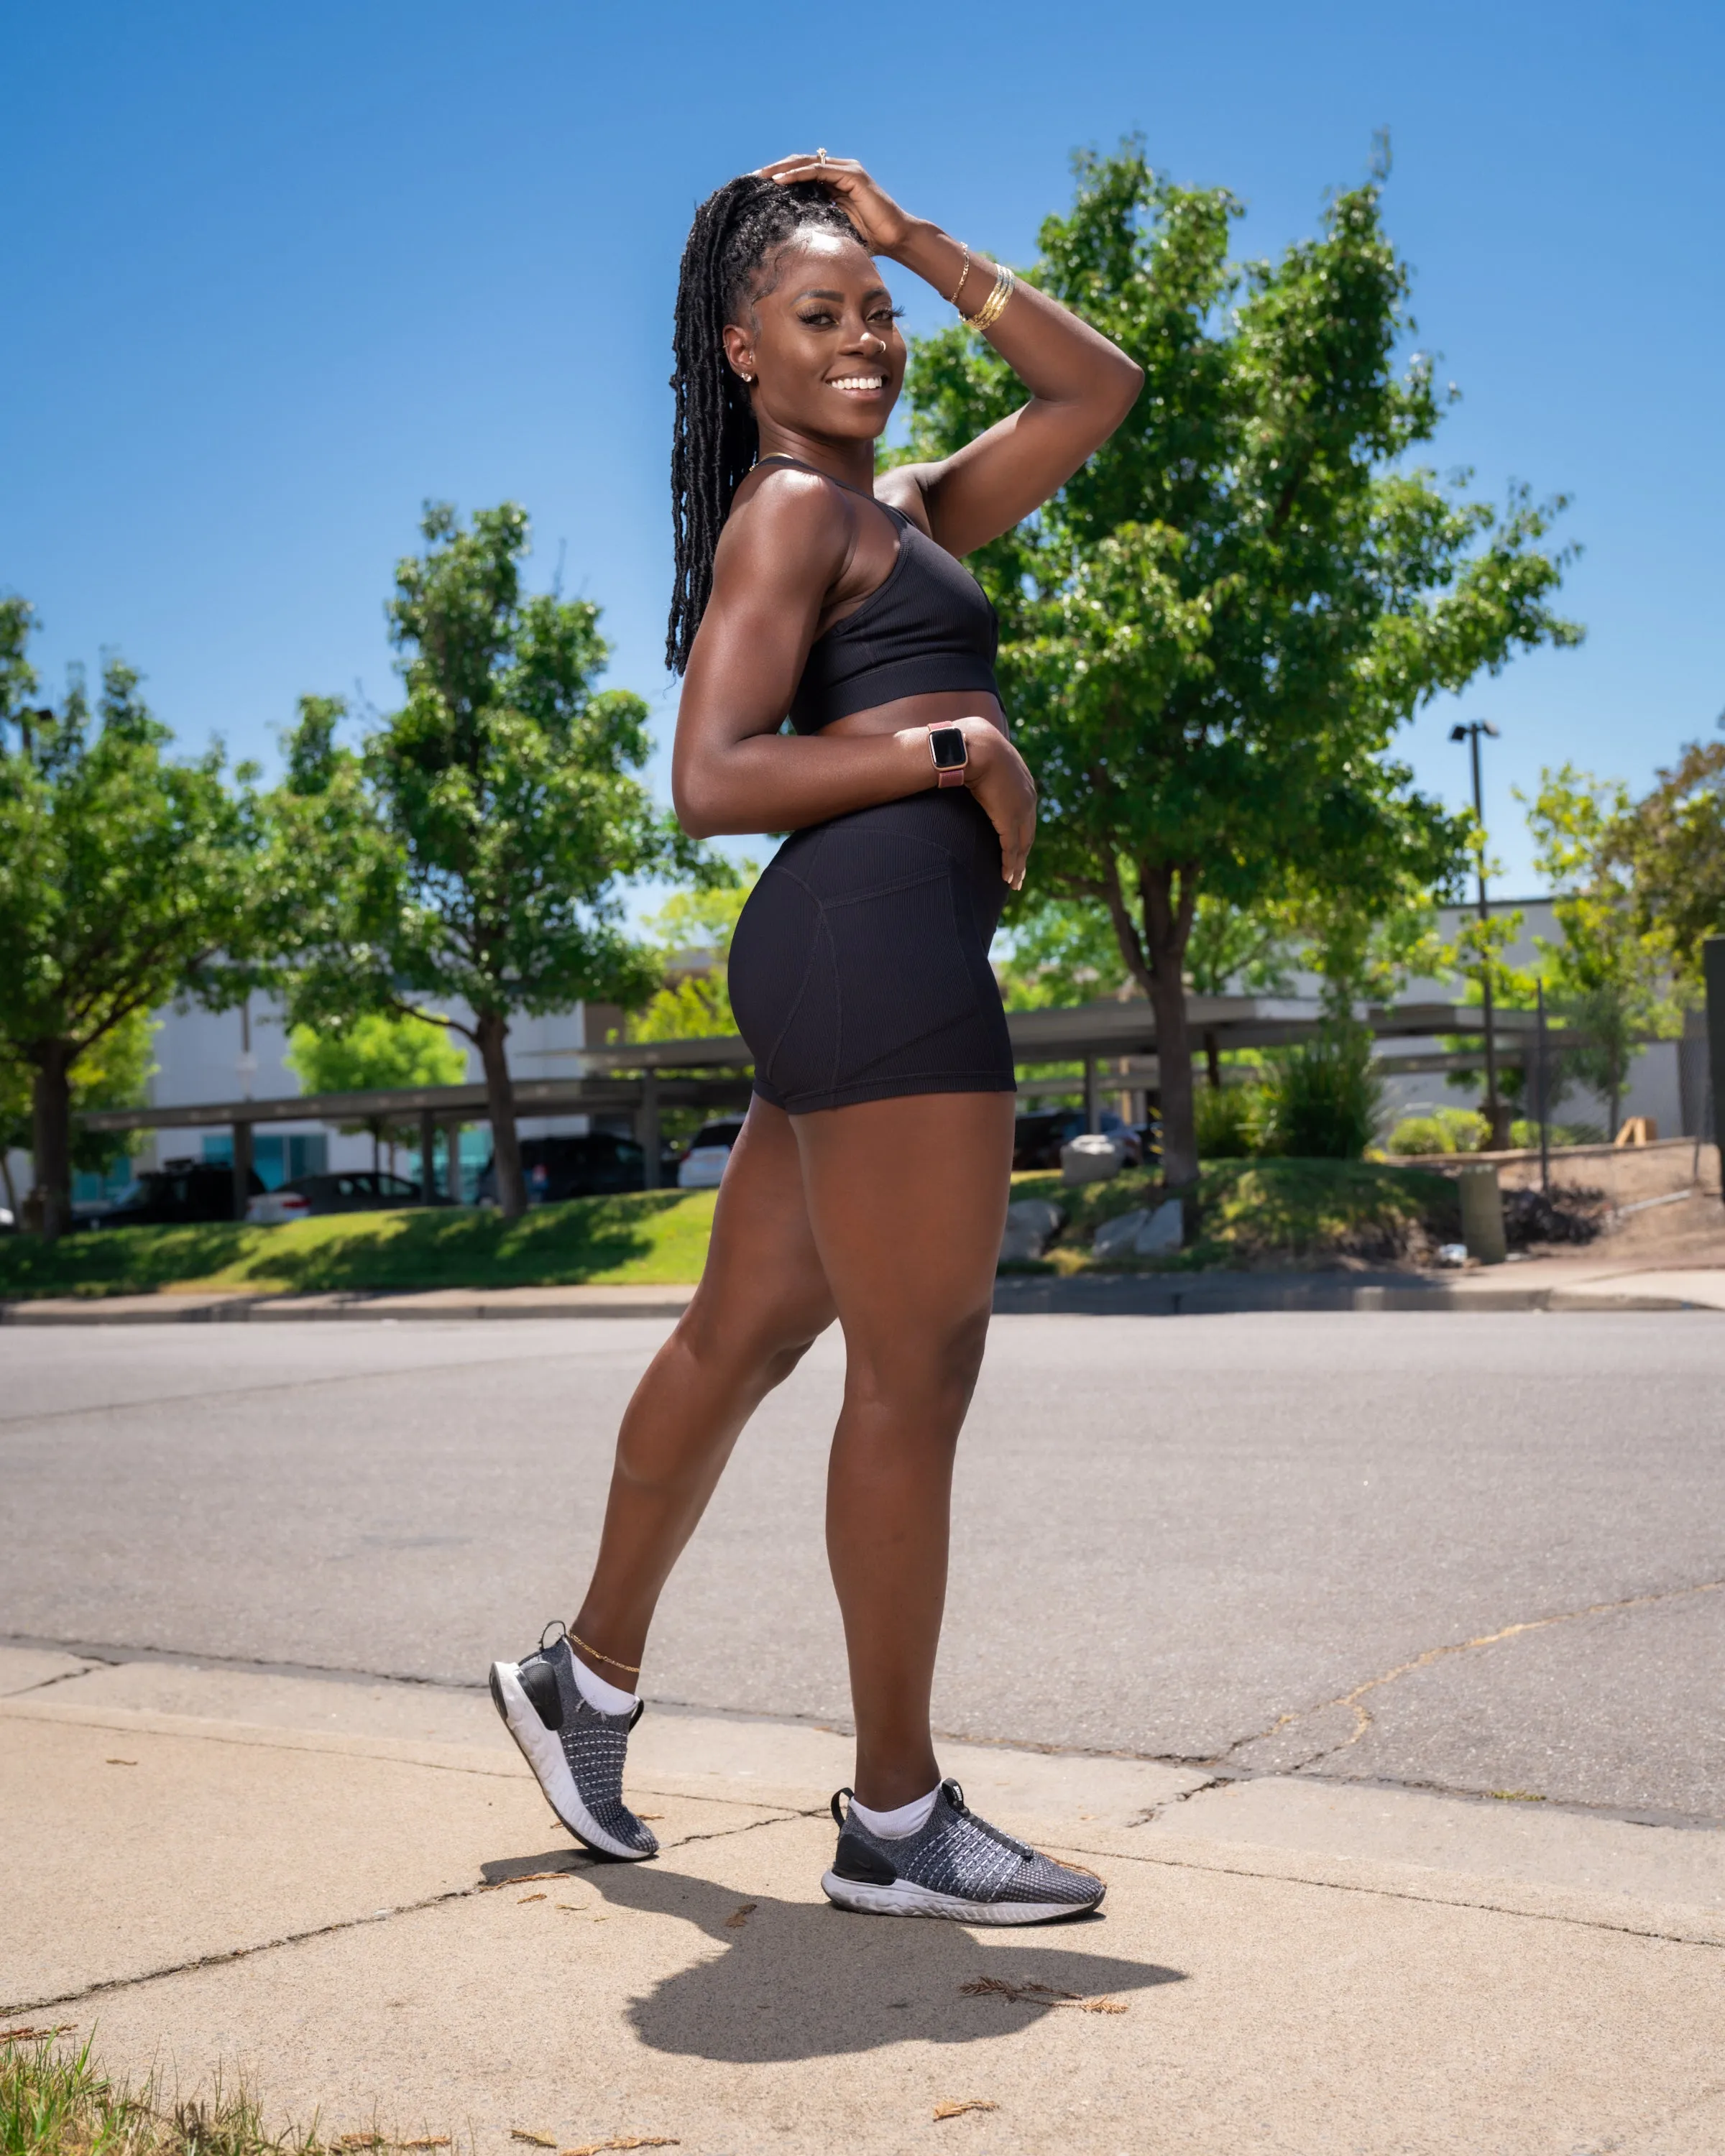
[749, 456, 1000, 734]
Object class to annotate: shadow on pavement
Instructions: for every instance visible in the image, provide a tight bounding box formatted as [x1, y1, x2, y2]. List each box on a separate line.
[482, 1846, 1184, 2063]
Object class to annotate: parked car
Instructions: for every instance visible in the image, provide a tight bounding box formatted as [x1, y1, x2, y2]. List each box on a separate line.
[246, 1170, 426, 1225]
[474, 1132, 678, 1207]
[88, 1159, 266, 1229]
[676, 1118, 745, 1189]
[1012, 1109, 1153, 1173]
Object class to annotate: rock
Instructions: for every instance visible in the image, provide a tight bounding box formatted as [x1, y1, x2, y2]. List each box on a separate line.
[1005, 1198, 1065, 1239]
[1136, 1198, 1184, 1256]
[1091, 1208, 1150, 1260]
[1091, 1198, 1184, 1261]
[1061, 1133, 1126, 1185]
[998, 1222, 1050, 1264]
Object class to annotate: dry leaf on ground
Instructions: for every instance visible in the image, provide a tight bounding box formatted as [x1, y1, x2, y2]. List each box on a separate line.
[481, 1869, 583, 1892]
[512, 2132, 558, 2147]
[0, 2024, 76, 2042]
[105, 1758, 137, 1766]
[933, 2100, 999, 2121]
[561, 2139, 680, 2154]
[517, 1893, 548, 1904]
[337, 2134, 382, 2149]
[398, 2139, 451, 2148]
[636, 1813, 663, 1820]
[960, 1976, 1125, 2012]
[722, 1903, 758, 1929]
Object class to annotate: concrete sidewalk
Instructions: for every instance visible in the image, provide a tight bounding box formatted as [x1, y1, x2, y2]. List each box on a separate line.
[4, 1645, 1723, 2153]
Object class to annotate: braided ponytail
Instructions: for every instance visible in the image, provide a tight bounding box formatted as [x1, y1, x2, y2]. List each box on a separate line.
[666, 175, 860, 673]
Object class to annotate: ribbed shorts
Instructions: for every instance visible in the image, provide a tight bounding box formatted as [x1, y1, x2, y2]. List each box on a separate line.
[729, 789, 1016, 1115]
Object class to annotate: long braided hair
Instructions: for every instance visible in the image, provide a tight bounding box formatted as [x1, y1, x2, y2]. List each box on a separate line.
[666, 175, 862, 673]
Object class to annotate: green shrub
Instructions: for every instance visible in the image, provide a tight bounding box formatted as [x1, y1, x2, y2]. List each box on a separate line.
[1508, 1118, 1606, 1149]
[1194, 1082, 1266, 1158]
[1387, 1107, 1490, 1156]
[1261, 1028, 1382, 1160]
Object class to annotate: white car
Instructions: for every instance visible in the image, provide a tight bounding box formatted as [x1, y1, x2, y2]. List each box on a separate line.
[676, 1120, 744, 1189]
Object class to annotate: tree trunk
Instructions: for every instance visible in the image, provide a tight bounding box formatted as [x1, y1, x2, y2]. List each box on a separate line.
[1141, 865, 1200, 1187]
[31, 1040, 75, 1243]
[474, 1009, 526, 1217]
[0, 1144, 19, 1222]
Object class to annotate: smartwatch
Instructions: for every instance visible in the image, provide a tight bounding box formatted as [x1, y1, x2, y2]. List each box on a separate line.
[929, 724, 970, 788]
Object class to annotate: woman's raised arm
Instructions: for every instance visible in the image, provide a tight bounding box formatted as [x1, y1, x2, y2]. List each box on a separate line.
[760, 155, 1144, 558]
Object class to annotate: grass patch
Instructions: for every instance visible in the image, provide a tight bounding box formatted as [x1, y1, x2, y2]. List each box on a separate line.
[1012, 1157, 1460, 1271]
[1, 1156, 1468, 1304]
[0, 1190, 719, 1304]
[0, 2032, 331, 2156]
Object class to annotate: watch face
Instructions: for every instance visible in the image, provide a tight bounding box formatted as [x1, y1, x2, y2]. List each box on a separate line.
[931, 727, 968, 770]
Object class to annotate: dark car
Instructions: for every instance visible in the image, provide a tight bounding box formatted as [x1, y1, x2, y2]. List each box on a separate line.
[474, 1132, 674, 1207]
[88, 1158, 265, 1229]
[247, 1170, 428, 1223]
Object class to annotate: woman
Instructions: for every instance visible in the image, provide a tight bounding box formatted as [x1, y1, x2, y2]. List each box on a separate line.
[491, 155, 1141, 1923]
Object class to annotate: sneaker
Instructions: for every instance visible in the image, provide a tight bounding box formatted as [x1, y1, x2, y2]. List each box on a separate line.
[489, 1624, 658, 1861]
[822, 1779, 1104, 1923]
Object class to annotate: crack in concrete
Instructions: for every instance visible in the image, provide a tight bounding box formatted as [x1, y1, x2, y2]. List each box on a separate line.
[0, 1807, 787, 2021]
[1218, 1576, 1725, 1776]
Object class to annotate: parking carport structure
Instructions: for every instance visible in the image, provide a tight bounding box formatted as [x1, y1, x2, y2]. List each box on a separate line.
[76, 995, 1598, 1219]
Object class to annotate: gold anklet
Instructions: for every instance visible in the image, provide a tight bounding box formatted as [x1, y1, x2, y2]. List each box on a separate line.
[566, 1625, 642, 1676]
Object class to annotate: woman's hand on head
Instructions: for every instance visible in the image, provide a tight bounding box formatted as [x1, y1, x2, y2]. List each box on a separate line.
[954, 718, 1037, 890]
[757, 153, 913, 257]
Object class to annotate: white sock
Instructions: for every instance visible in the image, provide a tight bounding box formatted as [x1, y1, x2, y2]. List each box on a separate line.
[850, 1783, 941, 1839]
[566, 1646, 637, 1717]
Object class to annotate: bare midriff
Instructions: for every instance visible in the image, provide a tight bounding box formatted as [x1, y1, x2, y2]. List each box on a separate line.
[818, 687, 1011, 742]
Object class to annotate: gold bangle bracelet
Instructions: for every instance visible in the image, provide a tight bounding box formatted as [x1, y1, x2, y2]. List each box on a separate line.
[965, 263, 1015, 333]
[946, 241, 971, 310]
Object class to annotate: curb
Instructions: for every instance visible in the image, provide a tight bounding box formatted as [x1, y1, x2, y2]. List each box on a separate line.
[3, 1277, 1718, 1324]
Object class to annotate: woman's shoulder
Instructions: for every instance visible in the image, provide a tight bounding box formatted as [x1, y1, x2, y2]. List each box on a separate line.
[712, 462, 854, 597]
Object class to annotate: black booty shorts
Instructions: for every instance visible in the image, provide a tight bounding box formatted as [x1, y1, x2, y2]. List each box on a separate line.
[728, 789, 1017, 1115]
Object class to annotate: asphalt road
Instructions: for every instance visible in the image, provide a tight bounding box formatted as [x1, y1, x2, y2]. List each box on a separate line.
[4, 1312, 1721, 1823]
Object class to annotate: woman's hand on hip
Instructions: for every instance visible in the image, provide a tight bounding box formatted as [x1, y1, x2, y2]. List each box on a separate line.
[955, 719, 1036, 890]
[757, 152, 913, 255]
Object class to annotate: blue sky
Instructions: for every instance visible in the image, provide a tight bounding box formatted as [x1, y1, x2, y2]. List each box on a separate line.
[5, 0, 1721, 894]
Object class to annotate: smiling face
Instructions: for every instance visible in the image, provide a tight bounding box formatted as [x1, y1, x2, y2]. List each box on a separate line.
[722, 227, 904, 447]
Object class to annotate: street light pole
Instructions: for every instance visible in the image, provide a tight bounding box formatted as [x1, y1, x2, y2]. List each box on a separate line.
[1450, 719, 1507, 1148]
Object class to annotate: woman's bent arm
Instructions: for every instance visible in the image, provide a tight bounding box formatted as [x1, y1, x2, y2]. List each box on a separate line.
[671, 471, 1036, 883]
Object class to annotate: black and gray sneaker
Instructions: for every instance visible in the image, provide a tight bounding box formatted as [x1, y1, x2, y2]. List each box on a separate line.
[822, 1779, 1104, 1923]
[489, 1624, 658, 1861]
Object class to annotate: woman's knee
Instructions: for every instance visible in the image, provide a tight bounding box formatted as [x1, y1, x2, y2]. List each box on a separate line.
[843, 1302, 991, 1414]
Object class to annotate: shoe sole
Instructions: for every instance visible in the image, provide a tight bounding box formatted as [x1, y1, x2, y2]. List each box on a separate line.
[488, 1661, 656, 1863]
[820, 1869, 1103, 1924]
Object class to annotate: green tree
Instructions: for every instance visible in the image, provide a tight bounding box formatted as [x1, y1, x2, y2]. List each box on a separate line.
[627, 871, 756, 1042]
[272, 505, 722, 1217]
[284, 1010, 468, 1173]
[0, 599, 259, 1238]
[896, 142, 1579, 1180]
[1611, 731, 1725, 983]
[1524, 763, 1684, 1135]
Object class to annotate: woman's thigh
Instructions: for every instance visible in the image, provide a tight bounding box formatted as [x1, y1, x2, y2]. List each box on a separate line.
[791, 1092, 1014, 1393]
[676, 1095, 839, 1365]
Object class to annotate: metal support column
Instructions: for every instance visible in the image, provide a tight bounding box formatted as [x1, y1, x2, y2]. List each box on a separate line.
[419, 1107, 437, 1201]
[231, 1119, 254, 1221]
[1083, 1056, 1100, 1134]
[638, 1070, 661, 1189]
[1705, 937, 1725, 1209]
[1535, 980, 1550, 1197]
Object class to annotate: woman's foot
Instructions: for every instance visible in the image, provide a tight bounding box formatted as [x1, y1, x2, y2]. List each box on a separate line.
[822, 1781, 1104, 1922]
[489, 1625, 658, 1861]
